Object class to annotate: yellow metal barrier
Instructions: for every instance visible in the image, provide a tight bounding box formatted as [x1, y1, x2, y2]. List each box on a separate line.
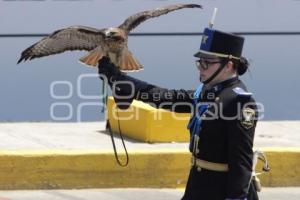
[107, 97, 191, 142]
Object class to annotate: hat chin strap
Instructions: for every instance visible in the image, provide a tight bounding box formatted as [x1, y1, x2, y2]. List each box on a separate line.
[202, 63, 226, 85]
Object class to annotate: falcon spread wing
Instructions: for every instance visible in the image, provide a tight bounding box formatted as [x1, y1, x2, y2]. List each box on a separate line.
[118, 4, 202, 33]
[17, 26, 105, 63]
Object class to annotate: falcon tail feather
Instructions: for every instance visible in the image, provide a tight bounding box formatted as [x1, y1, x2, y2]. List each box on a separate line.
[79, 51, 104, 67]
[119, 50, 143, 71]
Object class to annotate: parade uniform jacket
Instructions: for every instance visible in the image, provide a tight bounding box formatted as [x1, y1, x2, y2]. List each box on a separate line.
[107, 72, 259, 200]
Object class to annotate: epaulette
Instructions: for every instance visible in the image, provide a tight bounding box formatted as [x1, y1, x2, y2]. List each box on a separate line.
[232, 87, 252, 97]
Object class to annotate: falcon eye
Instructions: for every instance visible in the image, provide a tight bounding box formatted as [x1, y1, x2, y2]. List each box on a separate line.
[105, 31, 117, 38]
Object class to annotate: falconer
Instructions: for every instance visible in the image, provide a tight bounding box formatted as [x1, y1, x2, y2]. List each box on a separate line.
[97, 25, 259, 200]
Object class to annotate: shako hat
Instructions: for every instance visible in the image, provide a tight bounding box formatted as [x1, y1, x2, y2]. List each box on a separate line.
[194, 28, 244, 60]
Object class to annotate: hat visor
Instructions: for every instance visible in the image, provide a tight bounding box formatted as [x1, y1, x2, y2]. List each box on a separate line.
[194, 51, 220, 59]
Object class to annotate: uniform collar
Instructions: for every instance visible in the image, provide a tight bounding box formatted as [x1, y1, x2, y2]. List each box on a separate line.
[205, 76, 238, 93]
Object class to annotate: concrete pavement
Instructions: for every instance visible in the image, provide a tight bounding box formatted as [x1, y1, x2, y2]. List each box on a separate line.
[1, 121, 300, 150]
[0, 121, 299, 189]
[0, 188, 299, 200]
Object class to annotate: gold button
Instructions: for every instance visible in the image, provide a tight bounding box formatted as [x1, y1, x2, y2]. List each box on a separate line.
[197, 166, 202, 172]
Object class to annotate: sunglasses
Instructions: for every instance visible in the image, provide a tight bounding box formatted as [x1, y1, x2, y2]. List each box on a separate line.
[195, 59, 222, 70]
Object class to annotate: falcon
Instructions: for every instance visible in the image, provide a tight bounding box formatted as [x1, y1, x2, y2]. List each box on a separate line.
[17, 4, 202, 71]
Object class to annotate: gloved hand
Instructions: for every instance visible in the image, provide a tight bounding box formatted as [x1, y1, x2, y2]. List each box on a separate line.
[97, 56, 151, 110]
[97, 57, 122, 85]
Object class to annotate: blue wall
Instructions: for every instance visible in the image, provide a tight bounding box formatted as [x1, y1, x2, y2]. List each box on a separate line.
[1, 0, 300, 121]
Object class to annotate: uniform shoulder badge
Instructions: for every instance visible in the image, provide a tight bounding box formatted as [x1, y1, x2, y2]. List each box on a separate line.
[240, 107, 256, 130]
[233, 87, 252, 97]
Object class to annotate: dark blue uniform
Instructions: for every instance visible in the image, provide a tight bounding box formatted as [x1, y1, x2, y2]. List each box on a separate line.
[98, 58, 259, 200]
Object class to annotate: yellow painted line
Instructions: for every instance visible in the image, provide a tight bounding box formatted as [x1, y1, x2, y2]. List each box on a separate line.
[259, 147, 300, 152]
[256, 148, 300, 187]
[0, 150, 191, 190]
[0, 149, 189, 155]
[1, 147, 298, 155]
[0, 148, 299, 189]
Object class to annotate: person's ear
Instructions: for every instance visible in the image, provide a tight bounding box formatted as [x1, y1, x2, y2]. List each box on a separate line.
[225, 61, 234, 72]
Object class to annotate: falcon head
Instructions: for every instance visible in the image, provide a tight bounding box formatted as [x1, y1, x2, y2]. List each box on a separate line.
[104, 28, 126, 42]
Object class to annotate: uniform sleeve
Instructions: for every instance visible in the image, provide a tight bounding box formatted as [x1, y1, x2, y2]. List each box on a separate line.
[110, 73, 194, 113]
[225, 97, 257, 199]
